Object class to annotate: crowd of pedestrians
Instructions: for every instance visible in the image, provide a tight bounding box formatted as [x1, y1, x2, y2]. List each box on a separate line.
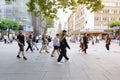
[0, 30, 120, 64]
[14, 30, 71, 63]
[78, 33, 112, 53]
[0, 34, 16, 44]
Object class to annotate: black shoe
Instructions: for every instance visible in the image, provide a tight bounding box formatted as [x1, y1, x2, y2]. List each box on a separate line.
[33, 48, 35, 50]
[51, 55, 54, 57]
[23, 56, 27, 60]
[17, 55, 21, 59]
[84, 50, 87, 54]
[46, 51, 49, 53]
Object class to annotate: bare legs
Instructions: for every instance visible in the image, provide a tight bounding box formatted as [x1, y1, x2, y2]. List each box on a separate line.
[39, 45, 49, 53]
[51, 50, 60, 57]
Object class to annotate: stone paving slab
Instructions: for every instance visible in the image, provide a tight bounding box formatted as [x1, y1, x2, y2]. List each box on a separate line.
[0, 40, 120, 80]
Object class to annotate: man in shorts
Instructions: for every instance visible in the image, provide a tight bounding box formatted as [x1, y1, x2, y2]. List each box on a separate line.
[16, 30, 27, 60]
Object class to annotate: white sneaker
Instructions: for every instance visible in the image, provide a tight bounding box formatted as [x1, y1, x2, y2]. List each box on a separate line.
[57, 61, 63, 64]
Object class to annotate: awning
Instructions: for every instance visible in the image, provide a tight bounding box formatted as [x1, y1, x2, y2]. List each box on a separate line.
[111, 26, 120, 30]
[72, 29, 111, 34]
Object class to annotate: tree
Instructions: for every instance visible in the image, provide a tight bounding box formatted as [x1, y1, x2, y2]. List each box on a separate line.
[0, 19, 19, 31]
[5, 0, 15, 2]
[26, 0, 104, 18]
[109, 21, 120, 28]
[44, 17, 54, 33]
[7, 0, 104, 27]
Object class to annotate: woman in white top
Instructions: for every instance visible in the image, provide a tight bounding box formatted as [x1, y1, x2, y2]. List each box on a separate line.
[51, 34, 60, 57]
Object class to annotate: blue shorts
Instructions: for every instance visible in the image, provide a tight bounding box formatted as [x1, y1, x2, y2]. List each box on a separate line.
[54, 46, 59, 50]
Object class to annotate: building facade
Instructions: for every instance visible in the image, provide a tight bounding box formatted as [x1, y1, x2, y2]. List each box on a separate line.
[75, 5, 85, 32]
[94, 0, 120, 30]
[57, 21, 62, 33]
[68, 13, 75, 35]
[69, 0, 120, 38]
[0, 0, 14, 20]
[0, 0, 33, 32]
[14, 0, 33, 32]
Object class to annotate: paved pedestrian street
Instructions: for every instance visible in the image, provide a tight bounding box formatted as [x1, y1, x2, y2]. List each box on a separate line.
[0, 41, 120, 80]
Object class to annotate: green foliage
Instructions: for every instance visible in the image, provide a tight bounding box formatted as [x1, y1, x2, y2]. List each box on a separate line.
[5, 0, 15, 2]
[19, 25, 23, 30]
[0, 19, 19, 30]
[44, 17, 54, 33]
[46, 17, 54, 28]
[12, 21, 19, 30]
[79, 0, 104, 12]
[109, 21, 120, 28]
[26, 0, 104, 18]
[58, 30, 62, 35]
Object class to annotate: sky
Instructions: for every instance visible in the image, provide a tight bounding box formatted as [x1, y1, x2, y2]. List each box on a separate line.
[57, 9, 72, 26]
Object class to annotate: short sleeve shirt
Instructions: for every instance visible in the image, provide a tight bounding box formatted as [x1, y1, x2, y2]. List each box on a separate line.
[17, 34, 25, 45]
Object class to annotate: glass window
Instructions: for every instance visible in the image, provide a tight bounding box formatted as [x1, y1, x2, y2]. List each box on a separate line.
[116, 2, 120, 6]
[103, 9, 110, 14]
[113, 10, 117, 14]
[104, 2, 117, 6]
[95, 17, 100, 21]
[110, 2, 116, 6]
[110, 10, 113, 14]
[104, 2, 110, 6]
[116, 2, 118, 6]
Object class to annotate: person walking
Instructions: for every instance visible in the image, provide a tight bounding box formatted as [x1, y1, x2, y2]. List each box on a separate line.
[39, 34, 49, 53]
[32, 35, 39, 51]
[79, 35, 84, 52]
[57, 30, 70, 64]
[105, 34, 111, 51]
[51, 34, 60, 57]
[4, 35, 7, 44]
[82, 33, 89, 54]
[47, 35, 52, 46]
[91, 36, 95, 45]
[16, 30, 27, 60]
[26, 34, 33, 52]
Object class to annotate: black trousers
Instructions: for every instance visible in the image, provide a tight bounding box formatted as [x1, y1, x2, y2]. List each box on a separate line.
[106, 44, 110, 50]
[4, 39, 7, 44]
[26, 42, 33, 51]
[57, 49, 69, 62]
[83, 44, 88, 53]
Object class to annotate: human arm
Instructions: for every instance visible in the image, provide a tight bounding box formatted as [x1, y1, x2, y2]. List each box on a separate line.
[65, 39, 70, 49]
[16, 39, 24, 46]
